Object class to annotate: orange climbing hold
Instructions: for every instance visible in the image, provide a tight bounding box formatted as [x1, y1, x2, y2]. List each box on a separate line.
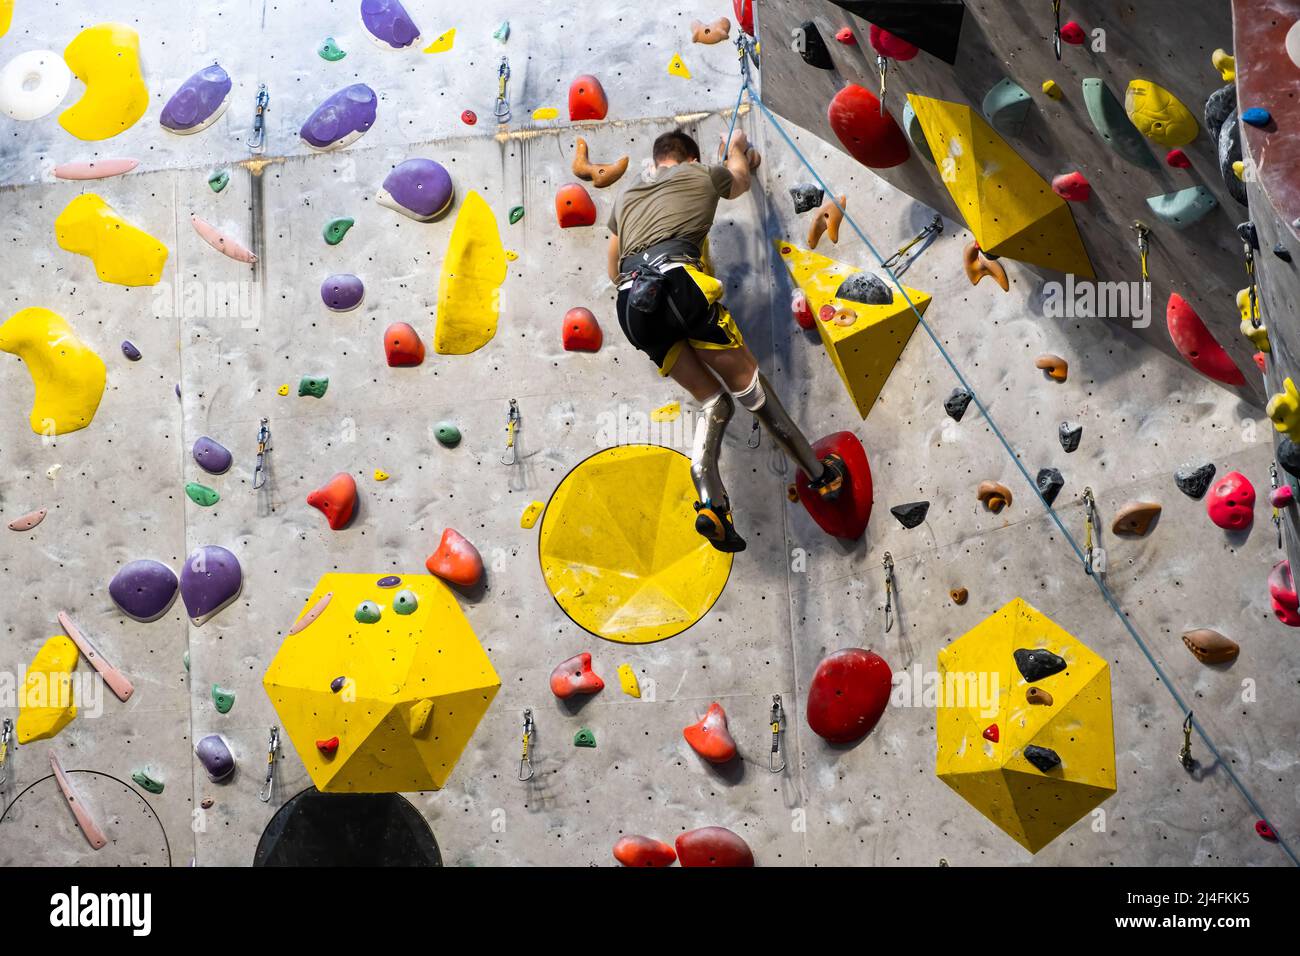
[562, 307, 603, 352]
[962, 242, 1009, 290]
[568, 74, 608, 122]
[307, 472, 358, 530]
[384, 321, 425, 367]
[613, 835, 677, 866]
[827, 84, 910, 169]
[425, 528, 483, 587]
[1166, 293, 1245, 386]
[1035, 354, 1068, 381]
[683, 702, 737, 763]
[550, 652, 604, 698]
[555, 183, 597, 228]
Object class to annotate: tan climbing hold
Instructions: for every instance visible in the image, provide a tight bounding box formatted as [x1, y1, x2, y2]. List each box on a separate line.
[1112, 501, 1161, 536]
[1035, 353, 1068, 382]
[690, 17, 731, 44]
[1026, 687, 1053, 706]
[962, 242, 1009, 291]
[977, 480, 1012, 513]
[831, 307, 858, 328]
[807, 195, 845, 248]
[1181, 628, 1239, 665]
[950, 587, 968, 605]
[571, 137, 629, 188]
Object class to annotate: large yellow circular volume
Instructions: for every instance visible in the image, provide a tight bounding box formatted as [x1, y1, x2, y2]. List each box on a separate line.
[539, 445, 732, 644]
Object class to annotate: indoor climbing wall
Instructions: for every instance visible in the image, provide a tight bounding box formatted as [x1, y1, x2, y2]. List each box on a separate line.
[0, 0, 1297, 868]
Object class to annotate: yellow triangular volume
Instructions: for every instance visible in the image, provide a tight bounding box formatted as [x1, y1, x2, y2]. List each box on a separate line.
[667, 53, 691, 78]
[434, 190, 506, 355]
[423, 27, 455, 53]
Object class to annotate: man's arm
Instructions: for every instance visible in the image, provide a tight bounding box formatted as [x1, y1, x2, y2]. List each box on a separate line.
[722, 129, 760, 199]
[607, 233, 621, 283]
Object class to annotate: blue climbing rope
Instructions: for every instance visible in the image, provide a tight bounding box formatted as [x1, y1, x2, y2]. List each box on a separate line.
[739, 80, 1299, 867]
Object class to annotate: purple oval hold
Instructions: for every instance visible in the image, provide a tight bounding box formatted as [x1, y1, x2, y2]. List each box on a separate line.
[376, 575, 402, 588]
[121, 340, 142, 361]
[160, 63, 233, 134]
[180, 545, 243, 626]
[196, 734, 235, 782]
[361, 0, 421, 49]
[300, 83, 378, 151]
[109, 559, 179, 622]
[192, 436, 233, 474]
[321, 273, 365, 312]
[377, 158, 455, 221]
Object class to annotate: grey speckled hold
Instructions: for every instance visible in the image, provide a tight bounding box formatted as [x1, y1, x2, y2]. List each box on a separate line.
[1014, 647, 1067, 682]
[1273, 243, 1292, 263]
[1279, 439, 1300, 479]
[1203, 83, 1236, 140]
[1023, 744, 1061, 773]
[835, 272, 893, 305]
[889, 501, 930, 528]
[789, 182, 824, 214]
[196, 734, 235, 782]
[1036, 467, 1064, 506]
[121, 340, 141, 361]
[192, 436, 232, 474]
[1174, 461, 1216, 499]
[944, 387, 972, 421]
[1059, 421, 1082, 453]
[1236, 221, 1259, 250]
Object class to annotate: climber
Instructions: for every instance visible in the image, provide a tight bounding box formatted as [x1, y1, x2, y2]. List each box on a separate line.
[606, 128, 844, 553]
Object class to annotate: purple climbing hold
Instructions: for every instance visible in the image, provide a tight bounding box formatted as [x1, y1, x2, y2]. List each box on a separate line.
[376, 575, 402, 588]
[192, 436, 233, 474]
[300, 84, 378, 152]
[180, 545, 243, 626]
[376, 158, 455, 222]
[109, 559, 179, 622]
[361, 0, 422, 49]
[330, 676, 347, 693]
[121, 340, 141, 361]
[160, 63, 233, 134]
[321, 274, 365, 312]
[196, 735, 235, 782]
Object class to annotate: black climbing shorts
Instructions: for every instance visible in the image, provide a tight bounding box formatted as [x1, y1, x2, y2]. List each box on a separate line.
[616, 263, 744, 376]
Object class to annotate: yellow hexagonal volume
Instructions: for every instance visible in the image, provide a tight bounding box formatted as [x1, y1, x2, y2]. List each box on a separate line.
[936, 598, 1116, 854]
[263, 572, 500, 793]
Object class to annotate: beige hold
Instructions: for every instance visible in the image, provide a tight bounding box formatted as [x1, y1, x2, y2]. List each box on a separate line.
[949, 587, 968, 605]
[1181, 628, 1239, 665]
[977, 480, 1013, 513]
[962, 241, 1009, 291]
[1035, 353, 1068, 381]
[1112, 501, 1162, 536]
[1026, 687, 1054, 706]
[691, 17, 731, 44]
[831, 307, 858, 327]
[572, 137, 629, 188]
[808, 195, 846, 248]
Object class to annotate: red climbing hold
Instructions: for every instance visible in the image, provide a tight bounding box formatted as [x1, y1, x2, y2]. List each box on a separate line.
[568, 74, 609, 122]
[425, 528, 484, 587]
[549, 652, 605, 699]
[1256, 820, 1279, 841]
[818, 304, 837, 323]
[316, 736, 339, 755]
[1051, 171, 1091, 202]
[1166, 148, 1191, 168]
[555, 182, 597, 228]
[562, 307, 603, 352]
[384, 321, 426, 367]
[1060, 21, 1086, 45]
[1268, 560, 1300, 627]
[1254, 352, 1268, 372]
[806, 648, 892, 744]
[794, 431, 874, 540]
[827, 84, 910, 169]
[1166, 293, 1246, 386]
[869, 24, 918, 60]
[733, 0, 754, 36]
[982, 724, 999, 743]
[675, 826, 754, 867]
[683, 702, 738, 763]
[461, 110, 477, 125]
[613, 835, 677, 867]
[1271, 485, 1294, 507]
[835, 27, 856, 46]
[306, 472, 358, 530]
[1206, 471, 1255, 531]
[793, 291, 815, 329]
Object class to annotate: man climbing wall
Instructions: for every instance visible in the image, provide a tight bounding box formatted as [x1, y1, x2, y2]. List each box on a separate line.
[606, 128, 846, 553]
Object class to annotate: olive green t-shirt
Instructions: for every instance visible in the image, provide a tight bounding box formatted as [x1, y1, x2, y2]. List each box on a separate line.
[607, 162, 735, 258]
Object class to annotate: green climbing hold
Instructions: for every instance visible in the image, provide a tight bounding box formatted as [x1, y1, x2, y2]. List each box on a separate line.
[493, 21, 510, 43]
[392, 589, 418, 615]
[323, 217, 354, 245]
[434, 422, 462, 447]
[1145, 186, 1218, 229]
[319, 36, 347, 61]
[354, 600, 382, 623]
[508, 205, 525, 225]
[208, 169, 229, 192]
[183, 650, 190, 671]
[299, 376, 329, 399]
[186, 482, 220, 507]
[982, 78, 1033, 137]
[212, 684, 236, 714]
[574, 728, 597, 748]
[131, 770, 165, 794]
[1082, 78, 1158, 169]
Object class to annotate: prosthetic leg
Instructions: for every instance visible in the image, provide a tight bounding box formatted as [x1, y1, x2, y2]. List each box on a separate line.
[732, 371, 847, 500]
[690, 391, 747, 552]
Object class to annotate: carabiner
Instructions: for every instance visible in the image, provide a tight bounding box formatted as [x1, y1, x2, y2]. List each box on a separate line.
[876, 55, 889, 114]
[494, 57, 512, 124]
[518, 709, 535, 781]
[1082, 486, 1097, 575]
[881, 214, 944, 275]
[253, 417, 271, 490]
[1178, 712, 1195, 771]
[1132, 221, 1151, 282]
[882, 552, 895, 633]
[768, 695, 786, 773]
[0, 718, 12, 786]
[1271, 462, 1283, 548]
[247, 84, 270, 152]
[257, 726, 280, 802]
[501, 399, 521, 465]
[1051, 1, 1063, 60]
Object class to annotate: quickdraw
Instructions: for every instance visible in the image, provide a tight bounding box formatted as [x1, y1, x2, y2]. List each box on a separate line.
[0, 718, 12, 786]
[1178, 712, 1195, 771]
[769, 694, 786, 773]
[257, 726, 280, 803]
[494, 57, 511, 124]
[1051, 0, 1063, 60]
[247, 83, 270, 151]
[253, 417, 271, 490]
[882, 551, 895, 633]
[518, 709, 535, 781]
[1271, 462, 1283, 548]
[881, 214, 944, 276]
[1082, 486, 1106, 575]
[1132, 221, 1151, 283]
[877, 55, 889, 114]
[501, 398, 521, 465]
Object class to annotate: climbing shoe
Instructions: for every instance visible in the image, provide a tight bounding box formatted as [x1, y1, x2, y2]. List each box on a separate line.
[693, 501, 747, 553]
[808, 454, 847, 501]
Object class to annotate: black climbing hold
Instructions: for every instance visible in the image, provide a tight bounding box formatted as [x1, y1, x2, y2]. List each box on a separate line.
[797, 20, 835, 70]
[1036, 467, 1064, 506]
[836, 272, 894, 305]
[890, 501, 930, 528]
[1013, 647, 1067, 682]
[789, 182, 825, 214]
[1203, 84, 1236, 138]
[1059, 422, 1082, 454]
[944, 387, 972, 421]
[1237, 221, 1259, 250]
[1023, 744, 1062, 773]
[1274, 243, 1293, 263]
[1279, 438, 1300, 479]
[827, 0, 966, 64]
[1174, 461, 1216, 499]
[1218, 117, 1247, 208]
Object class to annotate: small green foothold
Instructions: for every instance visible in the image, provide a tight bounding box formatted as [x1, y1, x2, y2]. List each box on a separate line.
[323, 217, 355, 245]
[212, 684, 236, 714]
[132, 770, 165, 794]
[434, 422, 461, 447]
[574, 728, 597, 748]
[508, 205, 525, 224]
[392, 589, 418, 615]
[493, 21, 510, 43]
[299, 376, 329, 398]
[355, 600, 382, 623]
[319, 36, 347, 61]
[186, 482, 220, 507]
[183, 650, 190, 672]
[208, 169, 229, 192]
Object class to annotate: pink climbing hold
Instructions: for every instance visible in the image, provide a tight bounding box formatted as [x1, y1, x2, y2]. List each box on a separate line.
[683, 702, 738, 764]
[675, 826, 754, 867]
[613, 835, 677, 867]
[1051, 171, 1091, 202]
[1166, 293, 1246, 386]
[1206, 471, 1255, 531]
[549, 652, 604, 699]
[562, 307, 603, 352]
[869, 24, 918, 60]
[425, 528, 483, 587]
[792, 291, 814, 330]
[1060, 21, 1086, 45]
[1270, 485, 1294, 507]
[1268, 560, 1300, 627]
[1254, 352, 1268, 372]
[1166, 148, 1191, 168]
[306, 472, 358, 530]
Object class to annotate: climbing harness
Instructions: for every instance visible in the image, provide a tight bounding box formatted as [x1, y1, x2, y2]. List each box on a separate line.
[1051, 0, 1063, 60]
[501, 398, 521, 465]
[257, 726, 280, 803]
[882, 552, 895, 633]
[1179, 712, 1195, 771]
[1081, 486, 1106, 575]
[253, 417, 271, 490]
[0, 718, 12, 786]
[494, 57, 511, 124]
[881, 214, 944, 276]
[518, 709, 535, 781]
[1271, 462, 1283, 548]
[247, 83, 269, 152]
[769, 694, 786, 773]
[1132, 221, 1151, 283]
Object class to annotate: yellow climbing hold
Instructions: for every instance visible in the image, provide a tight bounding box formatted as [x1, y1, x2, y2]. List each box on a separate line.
[0, 0, 12, 38]
[1232, 160, 1246, 181]
[422, 28, 455, 53]
[1267, 378, 1300, 437]
[1238, 288, 1269, 352]
[434, 190, 507, 355]
[277, 383, 290, 396]
[1041, 79, 1062, 100]
[0, 307, 107, 435]
[651, 401, 681, 422]
[936, 598, 1116, 854]
[520, 500, 544, 529]
[907, 94, 1094, 278]
[55, 194, 168, 287]
[539, 445, 732, 644]
[263, 572, 500, 792]
[17, 635, 78, 744]
[1212, 48, 1236, 82]
[1123, 79, 1198, 147]
[373, 469, 390, 481]
[775, 240, 930, 418]
[531, 107, 558, 121]
[617, 663, 641, 698]
[668, 53, 691, 79]
[504, 249, 519, 261]
[59, 23, 149, 141]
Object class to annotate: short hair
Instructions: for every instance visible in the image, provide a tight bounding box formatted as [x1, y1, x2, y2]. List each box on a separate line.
[653, 129, 701, 163]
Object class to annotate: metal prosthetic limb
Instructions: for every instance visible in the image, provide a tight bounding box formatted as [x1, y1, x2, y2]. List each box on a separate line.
[733, 372, 828, 484]
[691, 391, 746, 552]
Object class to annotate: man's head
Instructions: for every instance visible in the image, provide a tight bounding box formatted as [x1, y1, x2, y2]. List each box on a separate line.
[653, 129, 701, 166]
